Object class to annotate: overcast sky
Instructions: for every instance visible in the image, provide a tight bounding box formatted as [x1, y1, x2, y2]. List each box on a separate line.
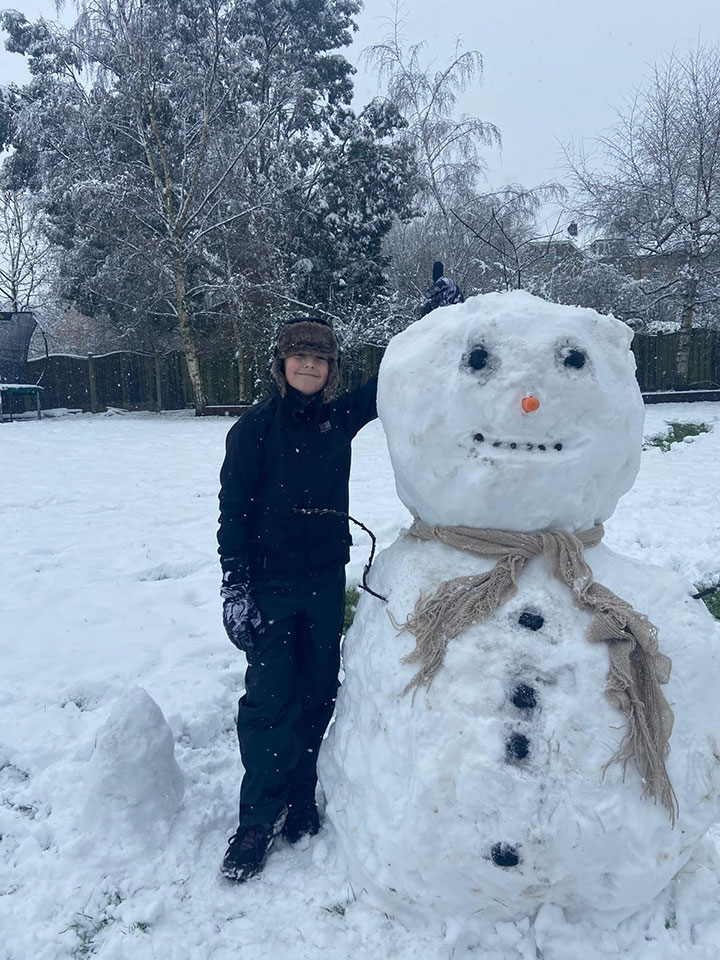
[2, 0, 718, 193]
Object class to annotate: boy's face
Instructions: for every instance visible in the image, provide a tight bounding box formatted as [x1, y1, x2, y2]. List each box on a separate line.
[284, 353, 329, 396]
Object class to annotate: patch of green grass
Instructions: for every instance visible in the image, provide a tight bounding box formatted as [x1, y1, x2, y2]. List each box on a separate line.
[323, 901, 348, 916]
[702, 589, 720, 620]
[343, 585, 360, 633]
[64, 892, 123, 959]
[644, 420, 710, 452]
[323, 885, 357, 917]
[67, 914, 112, 959]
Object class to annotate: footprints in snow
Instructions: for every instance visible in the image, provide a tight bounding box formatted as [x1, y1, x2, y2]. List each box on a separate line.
[136, 560, 205, 582]
[0, 762, 38, 823]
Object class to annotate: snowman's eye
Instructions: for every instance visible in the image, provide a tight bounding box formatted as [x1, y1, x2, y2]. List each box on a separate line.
[558, 346, 587, 370]
[468, 347, 489, 370]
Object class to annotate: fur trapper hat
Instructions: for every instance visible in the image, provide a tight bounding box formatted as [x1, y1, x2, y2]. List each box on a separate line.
[271, 317, 340, 403]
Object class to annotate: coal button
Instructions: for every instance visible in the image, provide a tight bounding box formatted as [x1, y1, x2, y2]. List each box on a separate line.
[511, 684, 537, 710]
[491, 843, 520, 867]
[518, 611, 544, 631]
[506, 732, 530, 761]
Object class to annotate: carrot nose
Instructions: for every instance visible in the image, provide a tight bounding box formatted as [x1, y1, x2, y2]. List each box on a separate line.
[521, 396, 540, 413]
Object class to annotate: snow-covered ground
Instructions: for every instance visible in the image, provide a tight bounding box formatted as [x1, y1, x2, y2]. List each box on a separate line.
[0, 403, 719, 960]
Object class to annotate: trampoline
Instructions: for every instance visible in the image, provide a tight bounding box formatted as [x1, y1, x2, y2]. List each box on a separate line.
[0, 311, 43, 421]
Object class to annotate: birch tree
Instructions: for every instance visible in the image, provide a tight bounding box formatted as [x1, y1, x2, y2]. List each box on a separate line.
[569, 46, 720, 383]
[1, 0, 364, 409]
[366, 10, 500, 303]
[0, 188, 52, 311]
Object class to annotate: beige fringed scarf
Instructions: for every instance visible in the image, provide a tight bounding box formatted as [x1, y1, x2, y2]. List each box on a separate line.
[395, 519, 678, 822]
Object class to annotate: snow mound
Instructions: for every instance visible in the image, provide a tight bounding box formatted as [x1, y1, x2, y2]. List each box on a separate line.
[83, 686, 184, 840]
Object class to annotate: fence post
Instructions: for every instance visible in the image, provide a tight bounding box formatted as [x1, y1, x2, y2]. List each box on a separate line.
[119, 353, 129, 408]
[154, 352, 163, 412]
[88, 354, 99, 413]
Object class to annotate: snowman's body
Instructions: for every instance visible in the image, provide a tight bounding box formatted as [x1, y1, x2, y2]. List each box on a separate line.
[320, 291, 720, 925]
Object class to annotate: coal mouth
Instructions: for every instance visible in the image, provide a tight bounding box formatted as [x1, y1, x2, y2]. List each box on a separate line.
[473, 432, 563, 453]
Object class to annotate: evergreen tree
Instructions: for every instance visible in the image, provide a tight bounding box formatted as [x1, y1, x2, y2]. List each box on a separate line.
[1, 0, 416, 406]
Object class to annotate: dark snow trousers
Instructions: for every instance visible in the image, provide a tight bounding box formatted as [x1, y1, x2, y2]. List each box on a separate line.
[236, 566, 346, 827]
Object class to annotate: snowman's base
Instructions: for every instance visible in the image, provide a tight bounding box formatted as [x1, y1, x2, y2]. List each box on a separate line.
[321, 538, 720, 927]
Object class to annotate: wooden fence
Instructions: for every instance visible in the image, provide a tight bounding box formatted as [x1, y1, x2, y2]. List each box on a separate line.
[14, 344, 382, 414]
[5, 330, 718, 416]
[632, 330, 719, 391]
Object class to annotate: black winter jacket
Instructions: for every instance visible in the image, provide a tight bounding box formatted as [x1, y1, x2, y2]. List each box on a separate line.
[217, 377, 378, 583]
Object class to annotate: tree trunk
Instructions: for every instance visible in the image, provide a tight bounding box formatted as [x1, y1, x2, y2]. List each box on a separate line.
[231, 314, 248, 401]
[676, 276, 698, 388]
[172, 250, 206, 413]
[676, 305, 694, 387]
[237, 350, 247, 401]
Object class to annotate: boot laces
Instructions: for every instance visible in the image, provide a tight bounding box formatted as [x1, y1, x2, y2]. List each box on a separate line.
[229, 823, 271, 854]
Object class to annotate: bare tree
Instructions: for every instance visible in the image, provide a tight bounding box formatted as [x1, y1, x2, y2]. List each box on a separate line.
[367, 12, 499, 215]
[0, 188, 52, 311]
[568, 46, 720, 383]
[452, 184, 566, 291]
[367, 5, 500, 300]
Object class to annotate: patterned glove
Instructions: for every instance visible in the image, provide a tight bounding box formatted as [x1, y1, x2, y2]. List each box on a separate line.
[221, 574, 264, 653]
[420, 276, 464, 316]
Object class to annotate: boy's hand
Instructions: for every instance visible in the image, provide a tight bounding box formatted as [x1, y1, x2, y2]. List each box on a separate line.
[221, 577, 264, 653]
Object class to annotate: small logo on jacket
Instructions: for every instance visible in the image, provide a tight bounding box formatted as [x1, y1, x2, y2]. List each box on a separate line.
[319, 420, 332, 433]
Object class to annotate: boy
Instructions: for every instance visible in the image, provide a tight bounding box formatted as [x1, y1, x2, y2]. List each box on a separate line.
[217, 316, 377, 882]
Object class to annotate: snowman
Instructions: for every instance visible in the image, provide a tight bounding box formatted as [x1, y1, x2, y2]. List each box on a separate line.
[319, 290, 720, 927]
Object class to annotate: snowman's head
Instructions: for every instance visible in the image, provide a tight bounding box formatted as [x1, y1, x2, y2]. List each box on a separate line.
[377, 290, 644, 532]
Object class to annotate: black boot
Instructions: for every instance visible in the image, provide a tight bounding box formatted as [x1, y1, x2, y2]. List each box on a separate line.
[221, 822, 275, 882]
[283, 800, 320, 845]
